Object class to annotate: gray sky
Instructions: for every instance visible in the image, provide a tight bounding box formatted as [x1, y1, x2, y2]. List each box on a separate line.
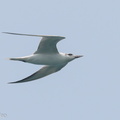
[0, 0, 120, 120]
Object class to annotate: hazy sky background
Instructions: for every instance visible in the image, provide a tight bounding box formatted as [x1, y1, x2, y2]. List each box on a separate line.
[0, 0, 120, 120]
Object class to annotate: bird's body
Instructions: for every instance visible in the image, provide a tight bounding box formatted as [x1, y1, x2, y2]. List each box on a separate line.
[3, 32, 83, 83]
[10, 53, 70, 65]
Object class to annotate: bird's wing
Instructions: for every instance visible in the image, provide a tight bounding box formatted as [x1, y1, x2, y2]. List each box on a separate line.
[34, 36, 65, 54]
[3, 32, 65, 54]
[8, 64, 67, 84]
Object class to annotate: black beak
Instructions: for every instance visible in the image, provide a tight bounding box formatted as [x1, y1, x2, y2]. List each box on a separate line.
[75, 55, 83, 58]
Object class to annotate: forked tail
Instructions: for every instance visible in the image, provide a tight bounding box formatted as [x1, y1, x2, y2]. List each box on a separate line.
[9, 58, 26, 62]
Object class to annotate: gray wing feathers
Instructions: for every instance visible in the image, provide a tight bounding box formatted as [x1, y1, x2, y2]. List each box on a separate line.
[3, 32, 65, 38]
[34, 37, 63, 54]
[3, 32, 65, 54]
[9, 64, 66, 84]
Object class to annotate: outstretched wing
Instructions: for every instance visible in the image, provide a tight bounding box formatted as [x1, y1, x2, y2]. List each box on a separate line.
[34, 36, 65, 54]
[8, 64, 67, 84]
[3, 32, 65, 54]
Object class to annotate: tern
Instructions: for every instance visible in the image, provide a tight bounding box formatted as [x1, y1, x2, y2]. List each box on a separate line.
[3, 32, 83, 83]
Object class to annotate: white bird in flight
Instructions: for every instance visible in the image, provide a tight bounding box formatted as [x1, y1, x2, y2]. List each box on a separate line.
[3, 32, 83, 84]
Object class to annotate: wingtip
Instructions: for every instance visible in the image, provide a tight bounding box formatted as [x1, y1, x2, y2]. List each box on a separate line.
[2, 32, 19, 35]
[2, 32, 9, 34]
[8, 80, 29, 84]
[8, 80, 23, 84]
[2, 32, 65, 38]
[8, 82, 17, 84]
[8, 82, 14, 84]
[8, 81, 22, 84]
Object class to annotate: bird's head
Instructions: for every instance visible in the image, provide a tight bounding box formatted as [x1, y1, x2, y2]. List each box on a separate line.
[65, 53, 83, 62]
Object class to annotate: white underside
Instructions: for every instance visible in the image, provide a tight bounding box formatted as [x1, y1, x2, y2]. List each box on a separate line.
[12, 53, 69, 65]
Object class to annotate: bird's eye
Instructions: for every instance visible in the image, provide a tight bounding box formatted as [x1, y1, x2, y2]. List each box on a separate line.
[68, 53, 73, 56]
